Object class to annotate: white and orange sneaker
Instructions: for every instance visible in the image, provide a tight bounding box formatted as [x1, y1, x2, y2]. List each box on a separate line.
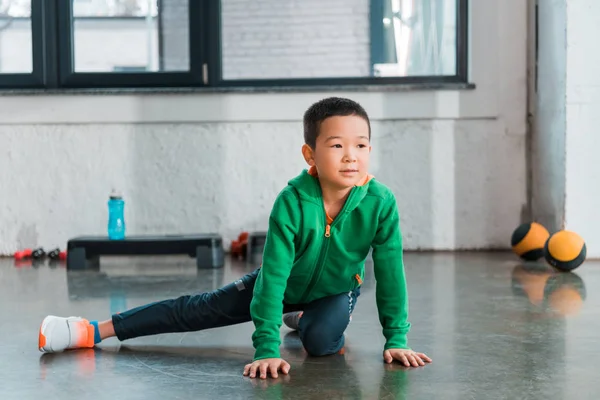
[38, 315, 96, 353]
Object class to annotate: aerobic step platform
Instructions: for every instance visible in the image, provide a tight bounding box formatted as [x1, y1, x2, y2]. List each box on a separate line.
[66, 234, 224, 270]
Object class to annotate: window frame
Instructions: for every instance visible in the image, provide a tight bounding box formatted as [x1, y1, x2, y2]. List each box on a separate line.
[0, 0, 469, 90]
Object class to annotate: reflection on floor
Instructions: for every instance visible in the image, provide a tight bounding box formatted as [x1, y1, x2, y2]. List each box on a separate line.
[1, 252, 598, 399]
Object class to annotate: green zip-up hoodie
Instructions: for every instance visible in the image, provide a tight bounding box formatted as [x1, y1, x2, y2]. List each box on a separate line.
[250, 169, 410, 360]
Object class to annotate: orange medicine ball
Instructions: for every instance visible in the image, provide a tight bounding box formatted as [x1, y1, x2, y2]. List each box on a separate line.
[544, 230, 587, 271]
[511, 222, 550, 261]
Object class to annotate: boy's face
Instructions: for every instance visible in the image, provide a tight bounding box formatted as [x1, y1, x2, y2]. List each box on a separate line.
[303, 115, 371, 190]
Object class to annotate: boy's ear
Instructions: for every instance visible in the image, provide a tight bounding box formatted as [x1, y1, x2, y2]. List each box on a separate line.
[301, 144, 315, 166]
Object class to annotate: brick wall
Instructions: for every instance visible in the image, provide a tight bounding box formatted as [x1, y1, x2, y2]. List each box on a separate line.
[221, 0, 371, 79]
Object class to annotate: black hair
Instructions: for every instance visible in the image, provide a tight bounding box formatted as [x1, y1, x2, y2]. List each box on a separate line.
[303, 97, 371, 149]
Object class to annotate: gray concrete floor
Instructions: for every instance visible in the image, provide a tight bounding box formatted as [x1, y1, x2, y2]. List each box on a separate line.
[1, 252, 597, 399]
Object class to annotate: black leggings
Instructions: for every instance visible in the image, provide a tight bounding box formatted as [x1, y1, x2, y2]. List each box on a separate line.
[111, 268, 361, 356]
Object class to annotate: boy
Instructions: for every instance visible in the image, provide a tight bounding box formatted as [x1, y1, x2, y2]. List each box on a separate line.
[38, 97, 432, 379]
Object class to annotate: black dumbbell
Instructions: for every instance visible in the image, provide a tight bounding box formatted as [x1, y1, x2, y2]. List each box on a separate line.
[31, 247, 46, 259]
[48, 248, 67, 261]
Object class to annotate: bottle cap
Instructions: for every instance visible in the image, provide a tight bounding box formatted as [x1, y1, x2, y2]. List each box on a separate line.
[109, 189, 123, 199]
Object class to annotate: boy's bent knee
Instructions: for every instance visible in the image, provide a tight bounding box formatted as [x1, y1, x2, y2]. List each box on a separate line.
[304, 342, 340, 357]
[301, 324, 345, 356]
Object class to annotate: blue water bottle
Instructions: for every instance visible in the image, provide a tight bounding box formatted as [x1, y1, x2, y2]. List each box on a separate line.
[107, 190, 125, 240]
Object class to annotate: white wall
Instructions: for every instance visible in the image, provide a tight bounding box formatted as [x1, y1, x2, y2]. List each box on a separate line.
[564, 0, 600, 257]
[533, 0, 600, 257]
[0, 0, 528, 255]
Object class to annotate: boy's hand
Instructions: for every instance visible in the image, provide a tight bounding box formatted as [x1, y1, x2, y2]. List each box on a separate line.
[383, 349, 432, 367]
[243, 358, 291, 379]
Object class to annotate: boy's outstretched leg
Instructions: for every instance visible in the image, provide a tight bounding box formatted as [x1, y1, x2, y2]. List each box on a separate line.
[39, 269, 260, 353]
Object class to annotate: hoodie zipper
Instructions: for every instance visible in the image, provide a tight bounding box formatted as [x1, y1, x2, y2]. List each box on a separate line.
[299, 187, 357, 303]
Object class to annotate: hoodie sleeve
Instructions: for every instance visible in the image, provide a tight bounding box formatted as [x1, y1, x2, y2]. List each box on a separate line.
[250, 189, 299, 360]
[371, 192, 411, 350]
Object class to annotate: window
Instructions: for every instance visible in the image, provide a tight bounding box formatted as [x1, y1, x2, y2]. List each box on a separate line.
[57, 0, 201, 87]
[0, 2, 32, 73]
[371, 0, 460, 77]
[2, 0, 468, 90]
[0, 0, 44, 88]
[220, 0, 466, 84]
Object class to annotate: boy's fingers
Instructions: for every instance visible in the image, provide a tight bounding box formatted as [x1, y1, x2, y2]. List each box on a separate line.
[249, 364, 258, 378]
[400, 355, 410, 367]
[243, 364, 250, 376]
[259, 363, 268, 379]
[409, 355, 420, 367]
[281, 361, 291, 374]
[383, 350, 432, 367]
[383, 350, 393, 363]
[269, 364, 279, 379]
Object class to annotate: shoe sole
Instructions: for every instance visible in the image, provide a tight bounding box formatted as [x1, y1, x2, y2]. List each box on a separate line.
[38, 315, 56, 353]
